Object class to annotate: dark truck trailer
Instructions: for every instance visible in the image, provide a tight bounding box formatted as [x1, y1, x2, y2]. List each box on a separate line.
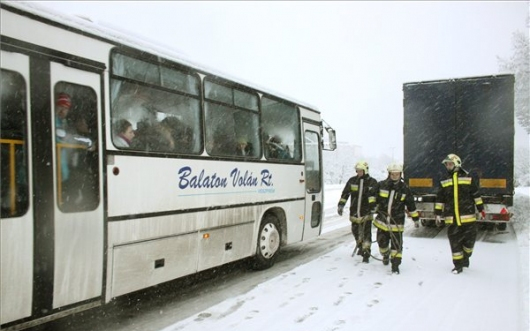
[403, 74, 514, 229]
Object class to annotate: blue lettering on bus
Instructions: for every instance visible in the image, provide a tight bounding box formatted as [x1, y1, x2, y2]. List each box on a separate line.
[230, 168, 258, 187]
[178, 166, 274, 190]
[178, 166, 228, 189]
[260, 169, 273, 187]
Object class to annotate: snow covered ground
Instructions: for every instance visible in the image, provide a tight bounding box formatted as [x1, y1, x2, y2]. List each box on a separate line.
[158, 185, 529, 331]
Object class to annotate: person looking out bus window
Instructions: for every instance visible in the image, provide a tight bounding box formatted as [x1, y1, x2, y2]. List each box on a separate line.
[161, 116, 194, 153]
[236, 137, 253, 156]
[55, 93, 73, 182]
[55, 92, 96, 209]
[113, 119, 135, 148]
[266, 135, 290, 159]
[337, 161, 378, 263]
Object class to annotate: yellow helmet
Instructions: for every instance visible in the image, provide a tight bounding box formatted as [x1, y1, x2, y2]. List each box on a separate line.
[355, 161, 369, 174]
[442, 154, 461, 168]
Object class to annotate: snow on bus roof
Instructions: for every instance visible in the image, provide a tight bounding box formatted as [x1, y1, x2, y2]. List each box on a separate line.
[2, 0, 320, 113]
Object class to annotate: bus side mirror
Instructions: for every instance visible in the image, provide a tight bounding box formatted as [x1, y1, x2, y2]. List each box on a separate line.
[324, 126, 337, 151]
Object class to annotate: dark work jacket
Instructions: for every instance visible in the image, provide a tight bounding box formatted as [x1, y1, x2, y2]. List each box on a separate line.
[338, 174, 378, 218]
[370, 177, 419, 232]
[434, 168, 484, 226]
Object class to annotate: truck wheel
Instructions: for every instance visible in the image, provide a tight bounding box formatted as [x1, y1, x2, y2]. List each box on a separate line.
[497, 223, 507, 231]
[251, 214, 281, 270]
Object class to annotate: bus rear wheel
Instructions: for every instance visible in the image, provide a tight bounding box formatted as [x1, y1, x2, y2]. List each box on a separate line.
[251, 215, 281, 270]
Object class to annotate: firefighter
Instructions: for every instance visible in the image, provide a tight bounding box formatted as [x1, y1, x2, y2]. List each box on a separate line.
[337, 161, 378, 263]
[371, 163, 419, 274]
[435, 154, 485, 274]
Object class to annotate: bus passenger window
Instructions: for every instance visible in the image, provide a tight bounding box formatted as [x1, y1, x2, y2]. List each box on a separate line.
[204, 79, 260, 158]
[1, 69, 29, 218]
[261, 96, 301, 162]
[54, 82, 99, 212]
[110, 51, 202, 155]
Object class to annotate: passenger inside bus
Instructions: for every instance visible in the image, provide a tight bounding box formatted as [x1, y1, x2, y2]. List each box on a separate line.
[55, 93, 74, 183]
[132, 120, 174, 152]
[265, 135, 291, 159]
[160, 116, 194, 153]
[235, 137, 253, 156]
[55, 91, 98, 211]
[113, 119, 135, 148]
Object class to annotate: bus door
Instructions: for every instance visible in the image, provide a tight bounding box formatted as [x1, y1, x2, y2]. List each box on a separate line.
[302, 122, 324, 240]
[1, 50, 33, 325]
[48, 62, 103, 309]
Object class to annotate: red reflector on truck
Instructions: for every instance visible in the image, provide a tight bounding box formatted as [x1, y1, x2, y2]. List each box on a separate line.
[491, 213, 510, 221]
[491, 208, 512, 221]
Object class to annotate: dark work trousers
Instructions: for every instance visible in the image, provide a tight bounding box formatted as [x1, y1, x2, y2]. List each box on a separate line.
[447, 222, 478, 268]
[377, 229, 404, 266]
[351, 220, 372, 256]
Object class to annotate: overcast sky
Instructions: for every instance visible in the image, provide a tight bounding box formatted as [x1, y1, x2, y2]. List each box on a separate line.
[36, 1, 529, 158]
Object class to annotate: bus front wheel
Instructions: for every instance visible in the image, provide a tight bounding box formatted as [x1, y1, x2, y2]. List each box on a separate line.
[251, 215, 281, 270]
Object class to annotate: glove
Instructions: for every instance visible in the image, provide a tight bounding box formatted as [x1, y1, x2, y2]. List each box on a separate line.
[435, 215, 442, 227]
[414, 220, 420, 228]
[337, 205, 344, 216]
[479, 210, 486, 220]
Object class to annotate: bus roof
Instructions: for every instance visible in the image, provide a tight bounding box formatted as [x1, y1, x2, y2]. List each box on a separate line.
[1, 0, 320, 114]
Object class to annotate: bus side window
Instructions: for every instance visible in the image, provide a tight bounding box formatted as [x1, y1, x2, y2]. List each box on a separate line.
[0, 69, 29, 218]
[261, 96, 301, 162]
[110, 52, 202, 155]
[54, 82, 99, 212]
[111, 82, 202, 154]
[204, 80, 260, 158]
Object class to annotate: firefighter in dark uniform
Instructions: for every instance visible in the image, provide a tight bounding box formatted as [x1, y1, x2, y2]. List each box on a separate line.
[435, 154, 485, 274]
[337, 161, 378, 263]
[370, 163, 419, 274]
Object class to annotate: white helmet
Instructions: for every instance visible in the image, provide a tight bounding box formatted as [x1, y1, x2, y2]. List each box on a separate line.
[355, 161, 369, 174]
[387, 162, 403, 173]
[442, 154, 461, 168]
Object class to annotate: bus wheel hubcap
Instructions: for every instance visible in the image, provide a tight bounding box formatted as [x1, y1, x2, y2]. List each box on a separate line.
[259, 223, 279, 258]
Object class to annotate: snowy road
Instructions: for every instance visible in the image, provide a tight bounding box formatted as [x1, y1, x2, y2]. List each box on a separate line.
[28, 185, 528, 331]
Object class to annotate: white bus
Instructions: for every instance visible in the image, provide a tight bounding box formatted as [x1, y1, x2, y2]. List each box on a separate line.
[0, 2, 336, 329]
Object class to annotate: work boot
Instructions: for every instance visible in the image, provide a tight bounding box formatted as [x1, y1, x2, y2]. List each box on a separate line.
[382, 255, 389, 266]
[452, 267, 463, 274]
[463, 258, 470, 268]
[362, 254, 370, 263]
[391, 264, 400, 274]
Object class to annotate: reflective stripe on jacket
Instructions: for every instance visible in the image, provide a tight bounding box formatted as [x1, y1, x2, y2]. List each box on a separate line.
[370, 178, 419, 232]
[338, 174, 378, 218]
[435, 168, 484, 226]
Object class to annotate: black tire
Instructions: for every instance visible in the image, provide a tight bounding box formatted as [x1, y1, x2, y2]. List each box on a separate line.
[251, 214, 281, 270]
